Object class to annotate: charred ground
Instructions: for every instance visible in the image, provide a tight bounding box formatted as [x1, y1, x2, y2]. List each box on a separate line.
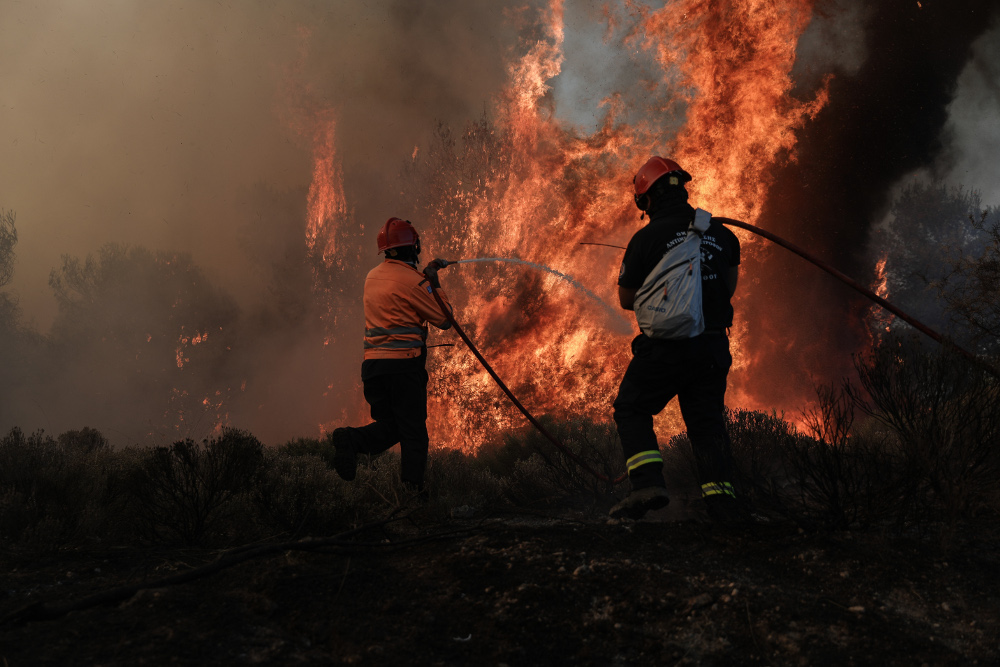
[2, 506, 998, 665]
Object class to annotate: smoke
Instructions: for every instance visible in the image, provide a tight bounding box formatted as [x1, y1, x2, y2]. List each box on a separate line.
[939, 19, 1000, 206]
[0, 0, 525, 444]
[0, 1, 519, 325]
[551, 1, 670, 134]
[735, 0, 1000, 408]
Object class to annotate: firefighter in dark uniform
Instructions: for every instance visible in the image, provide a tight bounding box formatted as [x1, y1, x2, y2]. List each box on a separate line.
[610, 157, 743, 521]
[330, 217, 452, 494]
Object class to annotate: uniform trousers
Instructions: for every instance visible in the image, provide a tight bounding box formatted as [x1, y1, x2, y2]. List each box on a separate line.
[353, 363, 430, 486]
[613, 332, 733, 490]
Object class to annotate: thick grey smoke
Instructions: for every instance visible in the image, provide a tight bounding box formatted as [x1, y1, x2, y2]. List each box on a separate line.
[939, 20, 1000, 205]
[0, 1, 517, 326]
[0, 0, 523, 444]
[738, 0, 1000, 408]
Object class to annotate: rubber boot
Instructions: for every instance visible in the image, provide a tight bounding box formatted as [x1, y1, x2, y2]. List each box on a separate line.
[330, 428, 359, 481]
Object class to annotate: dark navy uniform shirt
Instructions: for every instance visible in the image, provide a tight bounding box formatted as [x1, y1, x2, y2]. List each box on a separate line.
[618, 206, 741, 330]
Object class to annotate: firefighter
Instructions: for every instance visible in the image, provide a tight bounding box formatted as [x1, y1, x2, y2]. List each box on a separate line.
[330, 217, 452, 495]
[609, 157, 744, 522]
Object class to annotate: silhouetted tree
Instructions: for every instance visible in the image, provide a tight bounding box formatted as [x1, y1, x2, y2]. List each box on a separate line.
[46, 244, 241, 442]
[0, 209, 15, 288]
[873, 183, 999, 354]
[938, 208, 1000, 354]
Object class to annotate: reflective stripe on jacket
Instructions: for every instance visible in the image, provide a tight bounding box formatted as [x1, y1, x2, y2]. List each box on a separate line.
[363, 259, 453, 360]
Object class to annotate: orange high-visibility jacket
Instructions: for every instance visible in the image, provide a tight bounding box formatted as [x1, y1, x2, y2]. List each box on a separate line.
[363, 259, 453, 360]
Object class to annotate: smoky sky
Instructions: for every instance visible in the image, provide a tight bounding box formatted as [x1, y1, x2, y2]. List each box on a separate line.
[732, 0, 1000, 408]
[0, 0, 520, 329]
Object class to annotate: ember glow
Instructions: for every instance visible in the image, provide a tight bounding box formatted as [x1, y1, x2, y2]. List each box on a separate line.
[303, 0, 835, 451]
[870, 253, 893, 337]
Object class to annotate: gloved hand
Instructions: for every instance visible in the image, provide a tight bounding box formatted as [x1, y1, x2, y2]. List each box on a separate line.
[421, 258, 453, 289]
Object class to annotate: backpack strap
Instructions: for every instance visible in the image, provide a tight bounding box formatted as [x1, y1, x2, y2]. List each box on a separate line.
[692, 208, 712, 236]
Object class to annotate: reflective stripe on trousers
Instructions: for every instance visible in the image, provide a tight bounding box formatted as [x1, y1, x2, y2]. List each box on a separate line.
[626, 449, 663, 473]
[701, 481, 735, 498]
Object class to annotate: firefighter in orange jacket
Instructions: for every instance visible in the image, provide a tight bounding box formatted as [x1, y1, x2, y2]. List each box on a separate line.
[331, 217, 453, 493]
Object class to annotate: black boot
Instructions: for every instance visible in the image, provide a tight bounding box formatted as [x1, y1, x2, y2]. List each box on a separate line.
[330, 428, 358, 481]
[609, 486, 671, 520]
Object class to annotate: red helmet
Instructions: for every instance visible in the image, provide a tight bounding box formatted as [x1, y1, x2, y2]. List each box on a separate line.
[376, 217, 420, 254]
[633, 156, 692, 196]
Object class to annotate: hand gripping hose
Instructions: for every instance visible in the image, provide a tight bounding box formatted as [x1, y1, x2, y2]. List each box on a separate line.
[426, 280, 627, 485]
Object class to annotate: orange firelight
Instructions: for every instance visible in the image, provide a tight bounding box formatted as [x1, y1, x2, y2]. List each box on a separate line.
[305, 0, 835, 451]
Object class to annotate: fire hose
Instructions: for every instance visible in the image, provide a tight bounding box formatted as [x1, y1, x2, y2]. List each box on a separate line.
[425, 277, 627, 485]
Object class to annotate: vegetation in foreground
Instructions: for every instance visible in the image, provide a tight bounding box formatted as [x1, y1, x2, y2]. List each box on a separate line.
[2, 335, 998, 555]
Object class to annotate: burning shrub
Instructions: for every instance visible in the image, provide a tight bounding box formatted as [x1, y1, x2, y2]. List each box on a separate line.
[126, 428, 265, 545]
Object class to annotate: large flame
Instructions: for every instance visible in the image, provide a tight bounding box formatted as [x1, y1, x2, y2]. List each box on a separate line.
[306, 111, 347, 263]
[305, 0, 831, 451]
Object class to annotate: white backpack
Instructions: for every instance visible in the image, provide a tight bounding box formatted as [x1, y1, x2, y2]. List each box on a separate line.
[633, 208, 712, 340]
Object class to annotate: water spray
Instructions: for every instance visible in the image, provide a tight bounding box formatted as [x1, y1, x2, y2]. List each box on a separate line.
[452, 257, 630, 332]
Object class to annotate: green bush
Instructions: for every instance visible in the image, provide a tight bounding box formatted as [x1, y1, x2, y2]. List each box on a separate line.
[490, 416, 625, 509]
[425, 448, 507, 511]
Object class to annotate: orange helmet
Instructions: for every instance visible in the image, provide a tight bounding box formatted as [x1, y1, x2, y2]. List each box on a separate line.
[633, 156, 692, 196]
[376, 217, 420, 254]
